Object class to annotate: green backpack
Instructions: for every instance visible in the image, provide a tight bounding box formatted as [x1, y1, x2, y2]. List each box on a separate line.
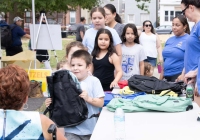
[107, 95, 193, 113]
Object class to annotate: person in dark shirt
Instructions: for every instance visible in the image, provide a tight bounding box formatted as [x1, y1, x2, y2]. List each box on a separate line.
[6, 16, 30, 56]
[76, 17, 86, 42]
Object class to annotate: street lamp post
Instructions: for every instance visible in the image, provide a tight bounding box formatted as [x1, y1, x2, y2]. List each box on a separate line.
[118, 0, 119, 13]
[156, 0, 158, 27]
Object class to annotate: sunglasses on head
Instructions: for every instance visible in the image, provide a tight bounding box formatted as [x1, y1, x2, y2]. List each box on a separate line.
[145, 24, 152, 27]
[181, 5, 189, 15]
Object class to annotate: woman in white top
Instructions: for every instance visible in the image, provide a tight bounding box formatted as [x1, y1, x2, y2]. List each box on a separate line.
[139, 20, 163, 68]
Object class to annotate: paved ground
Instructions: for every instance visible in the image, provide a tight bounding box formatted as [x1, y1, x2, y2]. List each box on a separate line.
[26, 97, 47, 111]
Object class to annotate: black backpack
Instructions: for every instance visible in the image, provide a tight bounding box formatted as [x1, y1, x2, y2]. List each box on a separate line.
[0, 23, 15, 49]
[44, 70, 88, 127]
[128, 75, 185, 94]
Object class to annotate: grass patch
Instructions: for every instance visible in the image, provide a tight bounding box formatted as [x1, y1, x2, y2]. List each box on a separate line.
[67, 35, 76, 39]
[48, 38, 75, 69]
[162, 42, 165, 48]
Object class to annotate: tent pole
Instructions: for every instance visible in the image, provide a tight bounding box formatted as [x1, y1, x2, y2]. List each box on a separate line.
[32, 0, 36, 69]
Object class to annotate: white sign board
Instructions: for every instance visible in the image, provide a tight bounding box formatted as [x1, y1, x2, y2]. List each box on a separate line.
[30, 24, 62, 50]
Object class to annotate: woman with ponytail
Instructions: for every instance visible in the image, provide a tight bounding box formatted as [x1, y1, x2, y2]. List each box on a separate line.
[104, 4, 124, 36]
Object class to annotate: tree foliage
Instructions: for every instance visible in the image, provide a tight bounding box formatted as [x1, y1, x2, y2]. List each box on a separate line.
[0, 0, 100, 13]
[135, 0, 151, 12]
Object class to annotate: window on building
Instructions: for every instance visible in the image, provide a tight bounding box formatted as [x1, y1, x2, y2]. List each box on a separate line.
[165, 11, 168, 21]
[70, 11, 76, 24]
[25, 11, 31, 23]
[122, 2, 125, 12]
[175, 11, 182, 17]
[128, 14, 134, 23]
[140, 13, 150, 24]
[170, 11, 174, 21]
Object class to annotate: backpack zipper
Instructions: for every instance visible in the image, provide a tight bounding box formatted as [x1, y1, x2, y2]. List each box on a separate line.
[3, 110, 6, 140]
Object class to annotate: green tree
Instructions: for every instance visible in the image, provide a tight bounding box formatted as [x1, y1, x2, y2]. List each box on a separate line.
[135, 0, 151, 12]
[0, 0, 100, 13]
[0, 0, 100, 23]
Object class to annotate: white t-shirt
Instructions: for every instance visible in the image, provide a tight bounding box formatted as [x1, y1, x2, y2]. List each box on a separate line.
[65, 75, 105, 135]
[139, 32, 157, 58]
[121, 43, 146, 80]
[82, 26, 122, 54]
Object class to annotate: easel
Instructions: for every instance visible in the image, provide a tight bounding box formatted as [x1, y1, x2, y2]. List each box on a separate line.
[34, 13, 58, 69]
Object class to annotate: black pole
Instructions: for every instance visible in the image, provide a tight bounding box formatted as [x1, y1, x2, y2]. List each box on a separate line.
[156, 0, 158, 27]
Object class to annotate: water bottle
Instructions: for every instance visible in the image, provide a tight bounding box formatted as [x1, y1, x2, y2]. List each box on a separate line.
[186, 83, 194, 101]
[114, 108, 126, 140]
[157, 63, 162, 73]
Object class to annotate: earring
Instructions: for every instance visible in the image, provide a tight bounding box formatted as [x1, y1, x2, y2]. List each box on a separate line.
[23, 103, 28, 110]
[184, 28, 186, 31]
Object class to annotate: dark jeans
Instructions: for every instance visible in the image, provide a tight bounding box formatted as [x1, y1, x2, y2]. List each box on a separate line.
[164, 73, 181, 82]
[6, 46, 23, 56]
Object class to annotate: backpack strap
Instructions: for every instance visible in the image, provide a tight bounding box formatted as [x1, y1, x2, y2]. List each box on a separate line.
[186, 105, 193, 111]
[88, 113, 100, 119]
[43, 107, 49, 115]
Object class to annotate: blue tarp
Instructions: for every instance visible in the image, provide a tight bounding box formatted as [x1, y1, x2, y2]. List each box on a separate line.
[104, 92, 146, 106]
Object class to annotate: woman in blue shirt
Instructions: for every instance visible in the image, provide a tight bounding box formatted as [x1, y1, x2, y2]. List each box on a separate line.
[162, 15, 190, 82]
[180, 0, 200, 97]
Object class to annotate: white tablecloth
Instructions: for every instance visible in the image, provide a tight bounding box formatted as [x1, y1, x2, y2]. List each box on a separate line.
[90, 103, 200, 140]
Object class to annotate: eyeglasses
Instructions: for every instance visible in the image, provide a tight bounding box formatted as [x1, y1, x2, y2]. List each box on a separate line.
[181, 5, 189, 15]
[145, 24, 152, 27]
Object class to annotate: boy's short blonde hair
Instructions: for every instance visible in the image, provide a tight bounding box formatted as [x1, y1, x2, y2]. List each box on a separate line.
[56, 60, 67, 70]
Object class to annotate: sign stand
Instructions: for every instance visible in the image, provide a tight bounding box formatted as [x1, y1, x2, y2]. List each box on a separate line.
[34, 13, 58, 69]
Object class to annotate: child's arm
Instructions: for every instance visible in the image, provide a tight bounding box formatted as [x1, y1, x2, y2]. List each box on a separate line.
[79, 90, 104, 107]
[110, 53, 123, 88]
[89, 63, 94, 75]
[115, 44, 122, 61]
[139, 61, 144, 75]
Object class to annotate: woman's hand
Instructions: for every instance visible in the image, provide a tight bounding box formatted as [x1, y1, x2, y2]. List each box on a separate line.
[79, 90, 89, 101]
[110, 81, 118, 89]
[158, 56, 163, 64]
[184, 69, 198, 84]
[45, 98, 52, 107]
